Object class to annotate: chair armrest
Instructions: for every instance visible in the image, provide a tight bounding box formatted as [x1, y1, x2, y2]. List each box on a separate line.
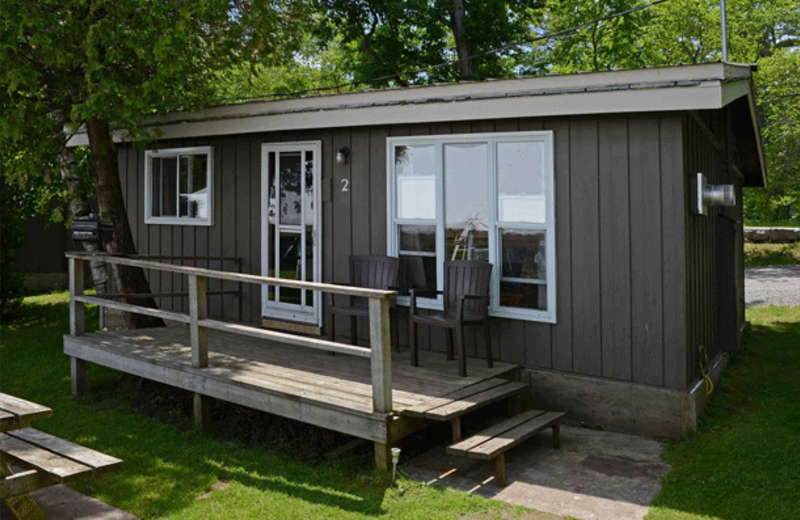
[410, 288, 443, 298]
[409, 288, 443, 316]
[461, 294, 490, 302]
[456, 294, 490, 320]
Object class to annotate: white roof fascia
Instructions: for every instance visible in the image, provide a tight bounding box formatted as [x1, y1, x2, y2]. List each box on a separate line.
[721, 79, 751, 107]
[66, 81, 728, 147]
[66, 62, 754, 147]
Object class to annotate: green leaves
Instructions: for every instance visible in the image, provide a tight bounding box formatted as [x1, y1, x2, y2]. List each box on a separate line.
[1, 0, 304, 158]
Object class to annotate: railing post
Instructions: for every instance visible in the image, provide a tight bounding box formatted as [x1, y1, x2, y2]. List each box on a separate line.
[369, 297, 392, 414]
[189, 274, 208, 368]
[69, 257, 85, 336]
[69, 257, 87, 397]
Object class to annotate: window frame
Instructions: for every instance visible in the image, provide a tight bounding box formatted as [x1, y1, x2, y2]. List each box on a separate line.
[144, 146, 214, 226]
[386, 131, 557, 323]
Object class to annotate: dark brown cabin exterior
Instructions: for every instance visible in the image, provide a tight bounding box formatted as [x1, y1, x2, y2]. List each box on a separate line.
[73, 63, 766, 437]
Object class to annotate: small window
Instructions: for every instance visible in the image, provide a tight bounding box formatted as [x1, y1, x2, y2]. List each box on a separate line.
[145, 147, 213, 225]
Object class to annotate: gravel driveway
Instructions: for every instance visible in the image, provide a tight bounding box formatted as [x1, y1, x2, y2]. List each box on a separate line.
[745, 265, 800, 308]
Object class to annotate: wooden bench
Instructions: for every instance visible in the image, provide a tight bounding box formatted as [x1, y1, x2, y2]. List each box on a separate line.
[0, 428, 122, 500]
[402, 378, 529, 442]
[447, 410, 564, 486]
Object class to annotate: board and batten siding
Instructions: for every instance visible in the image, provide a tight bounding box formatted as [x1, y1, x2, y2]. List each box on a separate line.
[683, 108, 745, 382]
[115, 112, 689, 390]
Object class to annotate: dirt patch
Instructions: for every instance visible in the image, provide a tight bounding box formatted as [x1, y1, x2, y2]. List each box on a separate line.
[196, 480, 229, 500]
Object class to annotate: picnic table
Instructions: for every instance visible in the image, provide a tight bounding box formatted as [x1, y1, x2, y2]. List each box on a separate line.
[0, 393, 122, 519]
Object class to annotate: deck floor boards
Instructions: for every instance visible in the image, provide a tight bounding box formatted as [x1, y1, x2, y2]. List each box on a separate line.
[69, 327, 518, 417]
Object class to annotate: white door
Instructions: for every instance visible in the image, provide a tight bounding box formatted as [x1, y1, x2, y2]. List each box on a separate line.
[261, 142, 322, 325]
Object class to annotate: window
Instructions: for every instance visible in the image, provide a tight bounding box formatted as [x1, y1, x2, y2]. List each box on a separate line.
[387, 132, 556, 323]
[145, 147, 213, 225]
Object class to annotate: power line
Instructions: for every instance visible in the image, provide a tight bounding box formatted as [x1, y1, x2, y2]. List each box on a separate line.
[212, 0, 671, 105]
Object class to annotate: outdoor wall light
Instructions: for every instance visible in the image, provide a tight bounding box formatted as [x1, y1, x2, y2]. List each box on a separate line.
[336, 147, 350, 165]
[695, 173, 736, 215]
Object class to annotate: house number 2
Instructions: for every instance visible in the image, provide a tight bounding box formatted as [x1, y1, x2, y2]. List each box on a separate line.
[341, 179, 349, 192]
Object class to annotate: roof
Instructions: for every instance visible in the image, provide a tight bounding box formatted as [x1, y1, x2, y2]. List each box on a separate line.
[67, 61, 766, 187]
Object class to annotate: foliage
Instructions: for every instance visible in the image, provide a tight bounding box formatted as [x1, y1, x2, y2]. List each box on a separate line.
[314, 0, 543, 85]
[213, 31, 354, 100]
[0, 291, 556, 519]
[745, 49, 800, 225]
[0, 0, 308, 236]
[744, 242, 800, 267]
[0, 157, 64, 318]
[540, 0, 651, 73]
[646, 305, 800, 520]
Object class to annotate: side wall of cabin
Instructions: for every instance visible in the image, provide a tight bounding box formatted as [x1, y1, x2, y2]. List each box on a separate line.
[116, 112, 689, 391]
[683, 107, 746, 386]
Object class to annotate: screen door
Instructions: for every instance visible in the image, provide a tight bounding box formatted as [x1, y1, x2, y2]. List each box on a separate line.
[261, 142, 322, 325]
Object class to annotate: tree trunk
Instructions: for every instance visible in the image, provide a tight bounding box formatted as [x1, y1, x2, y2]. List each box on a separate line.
[86, 118, 163, 329]
[448, 0, 479, 79]
[60, 148, 109, 294]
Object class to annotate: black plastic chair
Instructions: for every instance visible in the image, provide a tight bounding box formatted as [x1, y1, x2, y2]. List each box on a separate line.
[409, 261, 493, 376]
[329, 255, 400, 351]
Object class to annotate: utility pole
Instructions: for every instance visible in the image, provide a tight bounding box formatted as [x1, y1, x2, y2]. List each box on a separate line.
[720, 0, 729, 61]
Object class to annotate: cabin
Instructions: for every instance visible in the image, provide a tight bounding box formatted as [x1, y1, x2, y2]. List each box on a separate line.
[64, 62, 766, 465]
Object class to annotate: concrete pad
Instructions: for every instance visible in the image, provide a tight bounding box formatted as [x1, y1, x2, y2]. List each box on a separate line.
[1, 485, 138, 520]
[403, 425, 670, 520]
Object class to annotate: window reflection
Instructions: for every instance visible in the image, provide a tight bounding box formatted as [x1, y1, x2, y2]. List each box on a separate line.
[497, 141, 546, 223]
[500, 229, 547, 310]
[445, 143, 488, 262]
[179, 154, 208, 219]
[395, 145, 436, 220]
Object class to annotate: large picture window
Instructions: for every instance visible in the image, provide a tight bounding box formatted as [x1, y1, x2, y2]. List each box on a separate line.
[387, 132, 556, 323]
[145, 146, 213, 226]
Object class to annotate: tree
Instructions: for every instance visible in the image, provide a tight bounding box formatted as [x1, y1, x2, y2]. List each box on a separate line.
[315, 0, 542, 84]
[744, 50, 800, 224]
[1, 0, 306, 327]
[214, 31, 353, 100]
[540, 0, 650, 73]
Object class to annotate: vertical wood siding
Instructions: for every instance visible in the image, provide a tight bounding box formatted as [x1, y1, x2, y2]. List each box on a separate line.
[117, 111, 690, 389]
[683, 109, 745, 383]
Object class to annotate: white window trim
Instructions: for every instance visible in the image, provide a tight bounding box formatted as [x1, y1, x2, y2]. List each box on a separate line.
[145, 146, 214, 226]
[386, 131, 557, 324]
[260, 141, 323, 327]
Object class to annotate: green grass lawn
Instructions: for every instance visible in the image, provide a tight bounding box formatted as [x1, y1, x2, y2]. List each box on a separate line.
[3, 293, 799, 519]
[744, 242, 800, 267]
[0, 292, 553, 520]
[646, 305, 800, 520]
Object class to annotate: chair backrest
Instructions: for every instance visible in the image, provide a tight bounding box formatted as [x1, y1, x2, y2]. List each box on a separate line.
[349, 255, 400, 296]
[443, 261, 493, 317]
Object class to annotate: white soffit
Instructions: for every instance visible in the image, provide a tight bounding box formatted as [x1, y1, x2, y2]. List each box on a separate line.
[66, 62, 755, 147]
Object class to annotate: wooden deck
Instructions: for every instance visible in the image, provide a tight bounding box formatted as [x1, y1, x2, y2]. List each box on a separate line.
[64, 326, 518, 444]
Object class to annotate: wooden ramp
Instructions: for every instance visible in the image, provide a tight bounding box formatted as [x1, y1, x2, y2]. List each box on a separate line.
[64, 327, 518, 445]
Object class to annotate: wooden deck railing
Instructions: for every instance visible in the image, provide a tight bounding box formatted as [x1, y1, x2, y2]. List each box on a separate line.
[66, 252, 397, 414]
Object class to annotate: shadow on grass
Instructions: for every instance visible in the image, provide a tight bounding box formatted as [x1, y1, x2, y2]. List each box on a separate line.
[647, 306, 800, 520]
[0, 293, 392, 519]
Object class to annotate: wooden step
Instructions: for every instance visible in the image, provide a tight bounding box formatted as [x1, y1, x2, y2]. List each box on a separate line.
[403, 380, 527, 421]
[448, 411, 564, 460]
[447, 410, 546, 455]
[446, 410, 564, 487]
